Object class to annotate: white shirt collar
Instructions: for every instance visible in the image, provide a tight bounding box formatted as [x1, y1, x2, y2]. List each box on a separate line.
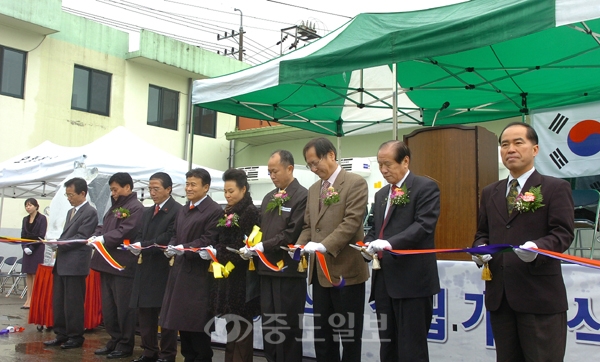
[157, 196, 170, 209]
[74, 200, 87, 212]
[325, 165, 342, 186]
[507, 167, 535, 195]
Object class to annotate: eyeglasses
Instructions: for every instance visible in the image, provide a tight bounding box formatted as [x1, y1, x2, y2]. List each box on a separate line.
[64, 193, 77, 198]
[305, 157, 324, 170]
[148, 187, 164, 192]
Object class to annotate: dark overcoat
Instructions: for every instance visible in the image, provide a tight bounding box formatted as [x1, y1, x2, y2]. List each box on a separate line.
[130, 197, 181, 308]
[21, 213, 47, 274]
[473, 170, 574, 314]
[212, 193, 261, 319]
[364, 173, 441, 301]
[90, 192, 144, 278]
[257, 178, 307, 278]
[160, 196, 222, 332]
[54, 202, 98, 276]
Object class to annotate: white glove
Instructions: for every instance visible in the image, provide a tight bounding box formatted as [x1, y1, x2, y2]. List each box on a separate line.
[170, 244, 185, 256]
[238, 246, 252, 260]
[303, 241, 326, 254]
[199, 246, 216, 260]
[23, 247, 33, 255]
[366, 239, 392, 254]
[471, 245, 492, 266]
[514, 241, 538, 263]
[164, 248, 176, 258]
[128, 242, 142, 256]
[249, 242, 264, 254]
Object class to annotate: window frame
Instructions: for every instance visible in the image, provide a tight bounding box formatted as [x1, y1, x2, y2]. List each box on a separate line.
[147, 84, 180, 131]
[193, 106, 217, 138]
[0, 45, 27, 99]
[71, 64, 112, 116]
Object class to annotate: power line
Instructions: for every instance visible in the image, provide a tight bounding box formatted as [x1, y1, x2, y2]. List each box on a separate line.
[96, 0, 280, 61]
[266, 0, 352, 19]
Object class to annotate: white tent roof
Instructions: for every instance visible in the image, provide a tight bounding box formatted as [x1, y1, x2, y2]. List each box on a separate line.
[0, 127, 224, 199]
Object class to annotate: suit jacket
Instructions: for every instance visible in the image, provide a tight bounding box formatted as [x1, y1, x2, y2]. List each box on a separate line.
[473, 170, 574, 314]
[258, 178, 308, 278]
[54, 203, 98, 276]
[365, 173, 441, 301]
[130, 197, 181, 308]
[90, 192, 144, 278]
[160, 196, 223, 332]
[297, 169, 369, 287]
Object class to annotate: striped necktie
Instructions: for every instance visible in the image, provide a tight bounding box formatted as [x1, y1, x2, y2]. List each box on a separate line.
[319, 180, 330, 211]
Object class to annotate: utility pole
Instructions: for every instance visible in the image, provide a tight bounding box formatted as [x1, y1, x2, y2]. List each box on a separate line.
[234, 8, 243, 62]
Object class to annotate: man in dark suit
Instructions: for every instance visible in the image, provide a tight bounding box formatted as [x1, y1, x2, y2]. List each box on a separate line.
[89, 172, 144, 359]
[43, 177, 98, 349]
[128, 172, 181, 362]
[296, 137, 369, 362]
[160, 168, 223, 362]
[251, 150, 308, 362]
[363, 140, 441, 362]
[472, 122, 574, 361]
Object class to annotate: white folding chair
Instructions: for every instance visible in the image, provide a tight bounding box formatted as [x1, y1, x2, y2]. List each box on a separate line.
[0, 257, 19, 292]
[5, 258, 27, 298]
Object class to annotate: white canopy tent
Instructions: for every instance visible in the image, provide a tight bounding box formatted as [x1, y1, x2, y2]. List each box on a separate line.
[0, 126, 225, 201]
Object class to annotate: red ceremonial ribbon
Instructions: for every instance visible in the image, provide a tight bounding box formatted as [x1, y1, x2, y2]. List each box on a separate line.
[89, 240, 125, 271]
[315, 251, 345, 288]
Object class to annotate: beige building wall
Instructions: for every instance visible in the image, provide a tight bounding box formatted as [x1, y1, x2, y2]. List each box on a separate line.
[0, 2, 246, 230]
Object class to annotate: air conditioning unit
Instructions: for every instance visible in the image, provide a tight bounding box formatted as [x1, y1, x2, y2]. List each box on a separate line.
[238, 166, 271, 183]
[340, 157, 371, 177]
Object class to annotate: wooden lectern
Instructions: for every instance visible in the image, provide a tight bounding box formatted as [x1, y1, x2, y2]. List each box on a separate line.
[404, 125, 499, 261]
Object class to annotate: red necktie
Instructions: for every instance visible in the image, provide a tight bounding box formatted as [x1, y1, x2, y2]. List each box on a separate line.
[153, 204, 159, 216]
[319, 180, 331, 211]
[189, 203, 194, 210]
[379, 185, 401, 239]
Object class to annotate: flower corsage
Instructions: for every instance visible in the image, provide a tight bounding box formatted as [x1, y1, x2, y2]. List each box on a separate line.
[266, 190, 290, 215]
[514, 186, 544, 213]
[390, 185, 410, 206]
[217, 213, 240, 228]
[323, 186, 340, 206]
[113, 207, 130, 219]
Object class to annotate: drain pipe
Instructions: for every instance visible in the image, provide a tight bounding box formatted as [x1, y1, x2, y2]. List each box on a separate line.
[185, 78, 194, 170]
[229, 139, 235, 169]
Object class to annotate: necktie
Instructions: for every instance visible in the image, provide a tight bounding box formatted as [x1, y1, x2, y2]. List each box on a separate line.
[319, 180, 331, 211]
[69, 208, 76, 221]
[153, 204, 160, 216]
[189, 202, 195, 210]
[507, 179, 519, 215]
[379, 185, 400, 238]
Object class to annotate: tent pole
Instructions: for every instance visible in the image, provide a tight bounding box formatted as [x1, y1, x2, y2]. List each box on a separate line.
[392, 63, 398, 140]
[337, 137, 341, 165]
[0, 189, 4, 230]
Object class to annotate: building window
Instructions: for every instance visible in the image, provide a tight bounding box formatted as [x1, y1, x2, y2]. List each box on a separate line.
[71, 65, 111, 116]
[193, 106, 217, 138]
[147, 85, 179, 130]
[0, 46, 26, 98]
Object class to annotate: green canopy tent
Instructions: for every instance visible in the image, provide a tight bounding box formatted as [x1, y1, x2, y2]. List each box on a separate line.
[192, 0, 600, 137]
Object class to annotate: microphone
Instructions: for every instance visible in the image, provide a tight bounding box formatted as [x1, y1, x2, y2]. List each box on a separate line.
[432, 101, 450, 127]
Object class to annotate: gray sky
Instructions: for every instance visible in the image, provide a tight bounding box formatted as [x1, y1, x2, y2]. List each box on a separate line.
[62, 0, 463, 65]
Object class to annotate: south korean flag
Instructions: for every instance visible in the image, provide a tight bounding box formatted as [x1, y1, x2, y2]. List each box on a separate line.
[532, 101, 600, 178]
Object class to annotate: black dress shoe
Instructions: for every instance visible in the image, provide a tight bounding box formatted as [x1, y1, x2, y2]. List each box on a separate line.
[95, 347, 114, 355]
[132, 356, 157, 362]
[43, 338, 67, 346]
[60, 339, 84, 349]
[107, 350, 133, 359]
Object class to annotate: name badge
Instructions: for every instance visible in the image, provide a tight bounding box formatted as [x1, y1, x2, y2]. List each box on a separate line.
[281, 207, 291, 213]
